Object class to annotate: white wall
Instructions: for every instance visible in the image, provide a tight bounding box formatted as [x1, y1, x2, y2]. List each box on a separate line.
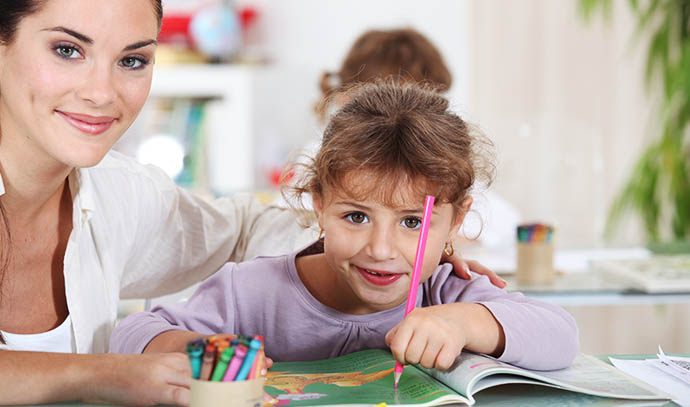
[161, 0, 655, 247]
[465, 0, 653, 247]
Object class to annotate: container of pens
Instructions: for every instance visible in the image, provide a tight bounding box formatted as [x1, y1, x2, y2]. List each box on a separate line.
[516, 223, 554, 284]
[187, 335, 266, 407]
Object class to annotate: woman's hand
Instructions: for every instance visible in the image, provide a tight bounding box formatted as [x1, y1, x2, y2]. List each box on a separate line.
[441, 249, 506, 289]
[385, 303, 505, 371]
[85, 353, 192, 406]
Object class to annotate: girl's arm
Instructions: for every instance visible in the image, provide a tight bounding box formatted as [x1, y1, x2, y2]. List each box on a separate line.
[386, 265, 578, 371]
[0, 351, 190, 406]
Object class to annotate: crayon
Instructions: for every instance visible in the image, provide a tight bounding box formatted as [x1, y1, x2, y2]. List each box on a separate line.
[248, 336, 265, 379]
[199, 344, 216, 381]
[186, 339, 205, 380]
[394, 195, 434, 389]
[236, 338, 261, 381]
[223, 343, 247, 381]
[211, 346, 235, 382]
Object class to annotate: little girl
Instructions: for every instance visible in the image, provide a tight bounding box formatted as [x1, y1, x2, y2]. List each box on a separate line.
[111, 81, 578, 371]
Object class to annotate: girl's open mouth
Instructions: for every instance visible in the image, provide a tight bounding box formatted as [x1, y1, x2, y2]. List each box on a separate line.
[355, 266, 403, 286]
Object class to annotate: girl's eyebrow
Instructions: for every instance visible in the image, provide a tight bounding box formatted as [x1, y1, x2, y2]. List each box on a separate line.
[335, 201, 370, 210]
[399, 208, 439, 216]
[335, 201, 438, 215]
[42, 26, 157, 50]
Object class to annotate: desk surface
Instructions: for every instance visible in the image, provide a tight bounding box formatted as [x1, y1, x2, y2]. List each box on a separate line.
[504, 271, 690, 306]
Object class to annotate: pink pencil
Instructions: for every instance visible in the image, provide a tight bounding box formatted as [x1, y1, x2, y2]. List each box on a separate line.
[393, 195, 435, 389]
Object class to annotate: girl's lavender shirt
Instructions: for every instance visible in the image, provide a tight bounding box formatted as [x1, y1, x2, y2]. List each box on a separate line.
[111, 243, 578, 370]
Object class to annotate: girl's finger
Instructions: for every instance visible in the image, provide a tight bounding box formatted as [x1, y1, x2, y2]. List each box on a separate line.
[403, 330, 427, 365]
[385, 325, 400, 347]
[434, 343, 461, 371]
[388, 324, 414, 364]
[419, 339, 442, 369]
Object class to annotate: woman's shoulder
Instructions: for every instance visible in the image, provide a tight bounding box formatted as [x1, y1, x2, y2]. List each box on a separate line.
[88, 151, 173, 185]
[80, 151, 178, 199]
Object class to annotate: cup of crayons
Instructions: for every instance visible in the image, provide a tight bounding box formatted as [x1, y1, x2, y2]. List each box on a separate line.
[516, 223, 555, 284]
[187, 334, 266, 407]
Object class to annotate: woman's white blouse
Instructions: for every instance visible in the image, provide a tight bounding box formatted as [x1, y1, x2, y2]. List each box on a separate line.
[0, 151, 316, 353]
[1, 316, 74, 353]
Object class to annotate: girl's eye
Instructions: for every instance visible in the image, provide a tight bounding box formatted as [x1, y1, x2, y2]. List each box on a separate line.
[55, 45, 82, 59]
[401, 216, 421, 230]
[121, 56, 147, 69]
[346, 212, 369, 224]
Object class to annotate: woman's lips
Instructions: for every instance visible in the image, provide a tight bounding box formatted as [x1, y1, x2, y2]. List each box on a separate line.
[355, 266, 403, 286]
[56, 110, 116, 135]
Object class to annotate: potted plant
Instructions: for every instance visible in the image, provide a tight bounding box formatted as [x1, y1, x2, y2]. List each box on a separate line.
[580, 0, 690, 251]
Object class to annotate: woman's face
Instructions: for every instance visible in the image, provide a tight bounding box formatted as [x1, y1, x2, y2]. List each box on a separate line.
[0, 0, 158, 169]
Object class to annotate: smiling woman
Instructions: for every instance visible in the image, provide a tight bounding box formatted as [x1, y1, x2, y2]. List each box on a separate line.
[0, 0, 317, 405]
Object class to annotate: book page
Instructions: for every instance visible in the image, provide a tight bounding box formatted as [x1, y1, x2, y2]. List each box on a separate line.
[425, 353, 666, 402]
[265, 349, 469, 406]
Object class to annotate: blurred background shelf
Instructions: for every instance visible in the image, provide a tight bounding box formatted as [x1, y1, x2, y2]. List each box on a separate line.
[118, 64, 256, 195]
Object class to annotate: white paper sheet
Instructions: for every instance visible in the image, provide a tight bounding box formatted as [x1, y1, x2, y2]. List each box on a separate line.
[610, 357, 690, 407]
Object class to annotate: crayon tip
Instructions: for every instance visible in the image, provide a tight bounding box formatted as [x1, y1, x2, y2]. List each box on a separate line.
[393, 371, 401, 389]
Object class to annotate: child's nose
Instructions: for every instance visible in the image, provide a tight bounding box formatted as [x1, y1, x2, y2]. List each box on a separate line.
[365, 225, 397, 261]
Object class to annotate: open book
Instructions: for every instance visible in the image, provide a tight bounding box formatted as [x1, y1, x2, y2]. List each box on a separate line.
[264, 349, 668, 406]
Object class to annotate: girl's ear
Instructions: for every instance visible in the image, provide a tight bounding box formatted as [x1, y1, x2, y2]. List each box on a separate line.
[449, 196, 473, 239]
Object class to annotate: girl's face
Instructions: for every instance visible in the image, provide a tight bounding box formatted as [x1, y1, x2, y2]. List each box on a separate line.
[0, 0, 158, 169]
[314, 173, 470, 314]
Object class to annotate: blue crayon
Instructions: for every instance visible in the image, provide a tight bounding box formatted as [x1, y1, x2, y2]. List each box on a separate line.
[186, 339, 205, 379]
[235, 338, 261, 381]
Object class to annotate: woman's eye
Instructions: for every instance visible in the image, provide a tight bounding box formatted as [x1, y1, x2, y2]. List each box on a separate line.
[55, 45, 81, 59]
[121, 56, 146, 69]
[346, 212, 368, 224]
[401, 217, 421, 230]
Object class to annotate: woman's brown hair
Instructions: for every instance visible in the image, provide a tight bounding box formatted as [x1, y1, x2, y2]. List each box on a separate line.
[316, 28, 452, 119]
[288, 80, 494, 215]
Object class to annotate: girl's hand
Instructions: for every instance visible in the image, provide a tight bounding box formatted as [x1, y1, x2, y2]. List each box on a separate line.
[441, 249, 507, 289]
[385, 306, 468, 371]
[385, 303, 505, 371]
[86, 353, 192, 406]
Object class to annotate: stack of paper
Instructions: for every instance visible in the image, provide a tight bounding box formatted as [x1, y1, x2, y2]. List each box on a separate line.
[610, 346, 690, 407]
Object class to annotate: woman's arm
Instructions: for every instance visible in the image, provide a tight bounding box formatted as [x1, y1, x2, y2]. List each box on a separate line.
[117, 158, 314, 299]
[0, 351, 190, 406]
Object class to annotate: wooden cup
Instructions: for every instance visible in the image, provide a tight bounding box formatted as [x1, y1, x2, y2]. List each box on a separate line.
[190, 378, 264, 407]
[516, 242, 555, 284]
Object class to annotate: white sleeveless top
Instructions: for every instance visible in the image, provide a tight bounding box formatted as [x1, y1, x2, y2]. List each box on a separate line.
[0, 315, 75, 353]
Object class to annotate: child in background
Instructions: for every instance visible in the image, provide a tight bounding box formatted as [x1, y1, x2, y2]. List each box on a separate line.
[111, 82, 578, 371]
[313, 27, 520, 250]
[315, 28, 452, 121]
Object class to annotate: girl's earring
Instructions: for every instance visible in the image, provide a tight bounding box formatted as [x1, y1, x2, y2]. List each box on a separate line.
[318, 229, 325, 241]
[443, 241, 454, 257]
